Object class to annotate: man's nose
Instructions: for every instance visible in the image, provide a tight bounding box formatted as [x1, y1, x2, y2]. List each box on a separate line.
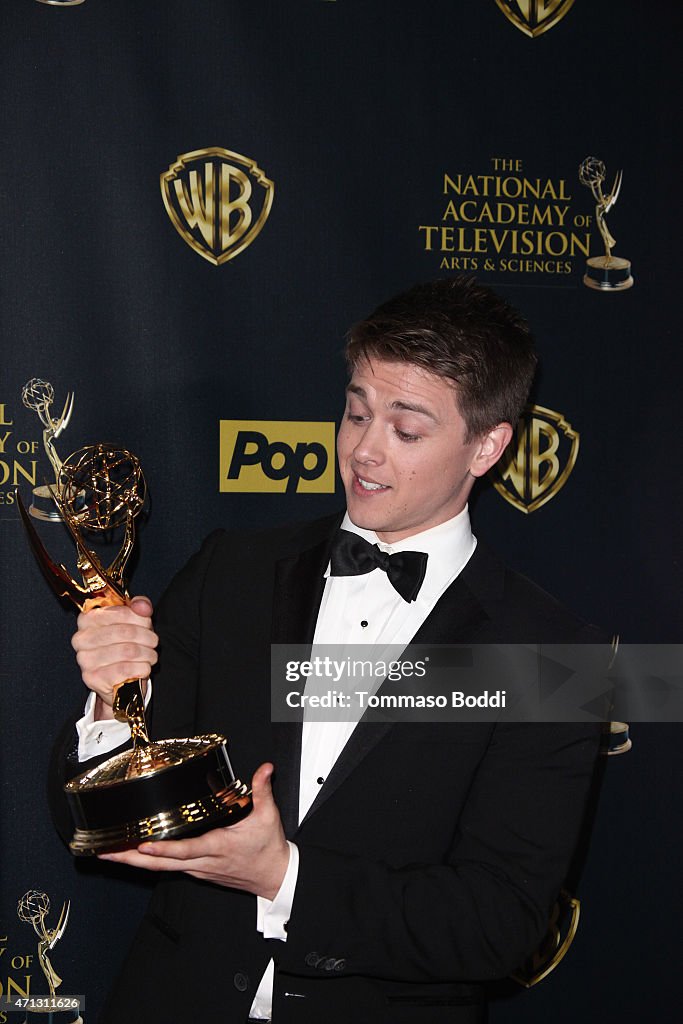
[353, 420, 385, 464]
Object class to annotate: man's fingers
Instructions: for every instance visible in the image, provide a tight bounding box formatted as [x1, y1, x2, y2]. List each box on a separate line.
[98, 849, 194, 872]
[251, 762, 275, 810]
[75, 603, 154, 635]
[99, 831, 222, 868]
[138, 833, 217, 859]
[75, 640, 158, 675]
[129, 595, 154, 618]
[72, 621, 158, 653]
[72, 600, 159, 695]
[82, 663, 155, 691]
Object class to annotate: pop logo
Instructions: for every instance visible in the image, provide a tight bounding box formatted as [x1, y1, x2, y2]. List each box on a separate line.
[219, 421, 335, 494]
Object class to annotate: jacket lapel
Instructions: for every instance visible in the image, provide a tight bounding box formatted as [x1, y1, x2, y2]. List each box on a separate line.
[270, 516, 341, 837]
[298, 717, 392, 828]
[411, 572, 493, 645]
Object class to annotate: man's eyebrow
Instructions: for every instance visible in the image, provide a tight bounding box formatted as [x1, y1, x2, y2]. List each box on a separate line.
[346, 384, 439, 423]
[390, 400, 439, 423]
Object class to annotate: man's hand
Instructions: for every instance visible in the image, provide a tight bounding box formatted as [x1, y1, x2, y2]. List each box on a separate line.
[97, 763, 290, 900]
[71, 596, 158, 721]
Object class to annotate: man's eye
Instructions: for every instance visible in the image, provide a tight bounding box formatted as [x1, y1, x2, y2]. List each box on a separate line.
[347, 412, 366, 423]
[395, 428, 420, 442]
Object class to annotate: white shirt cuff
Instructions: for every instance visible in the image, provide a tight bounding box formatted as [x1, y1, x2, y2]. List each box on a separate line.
[255, 840, 299, 941]
[76, 682, 152, 761]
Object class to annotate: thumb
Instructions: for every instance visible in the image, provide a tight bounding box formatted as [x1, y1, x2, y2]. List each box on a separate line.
[251, 762, 275, 810]
[129, 595, 154, 618]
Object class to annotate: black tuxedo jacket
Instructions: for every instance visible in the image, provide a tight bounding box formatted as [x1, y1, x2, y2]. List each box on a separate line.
[54, 513, 602, 1024]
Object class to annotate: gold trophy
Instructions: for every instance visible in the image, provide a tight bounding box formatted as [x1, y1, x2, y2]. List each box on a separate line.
[579, 156, 633, 291]
[21, 379, 74, 523]
[16, 890, 82, 1023]
[17, 442, 252, 855]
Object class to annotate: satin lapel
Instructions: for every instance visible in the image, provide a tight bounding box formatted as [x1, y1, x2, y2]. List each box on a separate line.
[298, 718, 392, 829]
[270, 521, 339, 838]
[298, 543, 500, 829]
[410, 574, 493, 645]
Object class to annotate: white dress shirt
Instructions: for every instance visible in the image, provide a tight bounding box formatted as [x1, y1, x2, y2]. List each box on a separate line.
[76, 507, 476, 1021]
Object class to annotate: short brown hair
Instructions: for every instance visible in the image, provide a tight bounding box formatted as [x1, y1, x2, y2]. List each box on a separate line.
[345, 277, 536, 440]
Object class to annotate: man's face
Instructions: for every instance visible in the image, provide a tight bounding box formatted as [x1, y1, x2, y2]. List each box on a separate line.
[337, 358, 491, 543]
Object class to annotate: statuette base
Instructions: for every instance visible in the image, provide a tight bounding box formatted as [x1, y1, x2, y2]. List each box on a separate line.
[583, 255, 633, 292]
[65, 734, 252, 855]
[28, 485, 65, 522]
[19, 1004, 81, 1024]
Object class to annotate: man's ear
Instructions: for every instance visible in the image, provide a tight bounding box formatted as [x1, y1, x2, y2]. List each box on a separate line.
[469, 423, 513, 478]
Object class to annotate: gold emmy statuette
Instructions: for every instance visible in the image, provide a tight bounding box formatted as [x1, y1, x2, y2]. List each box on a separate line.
[17, 443, 252, 855]
[16, 890, 82, 1023]
[579, 156, 634, 292]
[21, 379, 75, 523]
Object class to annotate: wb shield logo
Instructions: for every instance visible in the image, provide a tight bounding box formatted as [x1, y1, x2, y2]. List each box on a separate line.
[161, 148, 274, 266]
[491, 404, 579, 513]
[494, 1, 575, 38]
[220, 421, 335, 494]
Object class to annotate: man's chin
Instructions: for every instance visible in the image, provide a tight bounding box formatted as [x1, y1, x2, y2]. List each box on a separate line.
[344, 486, 402, 536]
[346, 510, 376, 531]
[345, 504, 383, 534]
[345, 503, 397, 538]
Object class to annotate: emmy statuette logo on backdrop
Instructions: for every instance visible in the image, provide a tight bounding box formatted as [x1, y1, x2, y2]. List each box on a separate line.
[604, 720, 632, 756]
[491, 404, 579, 513]
[16, 422, 253, 854]
[494, 0, 575, 38]
[219, 420, 336, 494]
[161, 148, 274, 266]
[21, 379, 74, 523]
[16, 891, 82, 1024]
[579, 157, 633, 291]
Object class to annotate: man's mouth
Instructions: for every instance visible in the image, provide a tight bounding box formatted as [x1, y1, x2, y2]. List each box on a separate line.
[355, 474, 389, 492]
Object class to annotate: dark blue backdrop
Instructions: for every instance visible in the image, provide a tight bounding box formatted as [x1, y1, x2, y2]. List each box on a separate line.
[1, 2, 680, 1021]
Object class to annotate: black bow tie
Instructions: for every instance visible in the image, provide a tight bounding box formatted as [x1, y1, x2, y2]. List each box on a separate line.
[329, 529, 428, 603]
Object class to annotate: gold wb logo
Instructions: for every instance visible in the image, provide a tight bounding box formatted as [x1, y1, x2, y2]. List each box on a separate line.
[491, 404, 579, 513]
[161, 148, 274, 266]
[494, 0, 575, 38]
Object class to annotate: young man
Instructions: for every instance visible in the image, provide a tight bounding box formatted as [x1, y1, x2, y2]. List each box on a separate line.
[62, 277, 600, 1024]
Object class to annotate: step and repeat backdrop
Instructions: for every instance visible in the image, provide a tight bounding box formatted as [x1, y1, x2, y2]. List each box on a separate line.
[0, 2, 680, 1021]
